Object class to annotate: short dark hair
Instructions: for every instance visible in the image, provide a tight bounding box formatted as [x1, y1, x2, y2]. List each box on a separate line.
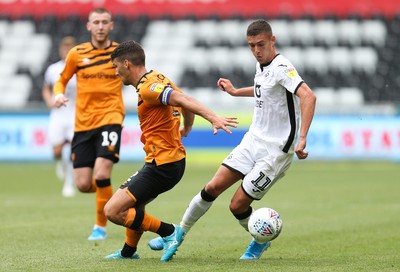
[247, 19, 273, 37]
[111, 40, 145, 66]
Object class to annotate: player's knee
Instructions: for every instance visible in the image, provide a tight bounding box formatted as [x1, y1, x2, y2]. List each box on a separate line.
[203, 184, 222, 199]
[75, 181, 92, 192]
[229, 200, 249, 215]
[103, 202, 118, 224]
[103, 202, 113, 220]
[231, 205, 252, 220]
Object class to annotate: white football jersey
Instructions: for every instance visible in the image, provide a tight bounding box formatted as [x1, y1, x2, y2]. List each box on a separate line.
[249, 54, 303, 153]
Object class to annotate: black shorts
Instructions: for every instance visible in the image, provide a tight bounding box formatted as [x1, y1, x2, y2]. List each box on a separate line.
[71, 124, 122, 168]
[120, 158, 186, 206]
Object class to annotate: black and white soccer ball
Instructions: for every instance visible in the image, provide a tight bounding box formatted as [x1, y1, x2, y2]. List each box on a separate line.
[248, 207, 283, 243]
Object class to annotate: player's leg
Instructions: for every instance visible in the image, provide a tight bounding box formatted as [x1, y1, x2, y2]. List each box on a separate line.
[53, 144, 65, 180]
[104, 189, 141, 259]
[62, 115, 75, 197]
[228, 185, 270, 260]
[61, 142, 75, 197]
[149, 136, 253, 251]
[149, 164, 242, 250]
[238, 154, 292, 260]
[48, 113, 65, 182]
[106, 159, 186, 261]
[85, 157, 114, 240]
[71, 130, 102, 238]
[88, 124, 122, 240]
[181, 165, 242, 232]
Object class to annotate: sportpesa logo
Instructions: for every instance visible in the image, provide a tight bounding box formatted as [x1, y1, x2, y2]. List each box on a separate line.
[82, 72, 119, 79]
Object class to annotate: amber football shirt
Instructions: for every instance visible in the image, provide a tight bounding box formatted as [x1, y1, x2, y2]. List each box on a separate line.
[135, 70, 186, 165]
[54, 42, 125, 132]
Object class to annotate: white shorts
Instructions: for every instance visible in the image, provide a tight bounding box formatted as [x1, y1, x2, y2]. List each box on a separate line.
[222, 132, 294, 200]
[47, 107, 75, 146]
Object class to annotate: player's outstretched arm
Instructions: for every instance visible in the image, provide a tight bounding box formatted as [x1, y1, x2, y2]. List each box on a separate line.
[169, 91, 238, 134]
[217, 78, 254, 97]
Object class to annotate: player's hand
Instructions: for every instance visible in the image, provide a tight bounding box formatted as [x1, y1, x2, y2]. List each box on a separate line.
[212, 116, 238, 134]
[54, 94, 69, 108]
[180, 125, 192, 137]
[295, 137, 309, 160]
[217, 78, 236, 96]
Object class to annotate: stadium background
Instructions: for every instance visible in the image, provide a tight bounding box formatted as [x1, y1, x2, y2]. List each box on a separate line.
[0, 0, 400, 161]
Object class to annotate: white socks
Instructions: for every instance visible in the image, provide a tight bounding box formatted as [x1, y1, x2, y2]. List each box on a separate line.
[180, 191, 213, 232]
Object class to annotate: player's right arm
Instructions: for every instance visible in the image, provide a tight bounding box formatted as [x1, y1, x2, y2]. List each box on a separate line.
[168, 90, 238, 135]
[217, 78, 254, 97]
[53, 48, 77, 108]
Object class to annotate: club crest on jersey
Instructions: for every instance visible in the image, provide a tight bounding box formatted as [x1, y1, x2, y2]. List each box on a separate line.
[150, 83, 165, 93]
[285, 68, 298, 78]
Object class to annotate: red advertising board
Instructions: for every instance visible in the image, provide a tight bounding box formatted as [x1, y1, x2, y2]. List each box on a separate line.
[0, 0, 399, 19]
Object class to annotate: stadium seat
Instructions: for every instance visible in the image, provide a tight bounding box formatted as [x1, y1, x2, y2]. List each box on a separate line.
[303, 47, 328, 75]
[194, 20, 221, 47]
[21, 34, 52, 76]
[269, 20, 292, 46]
[281, 47, 304, 72]
[9, 20, 35, 36]
[337, 20, 362, 46]
[314, 20, 338, 46]
[337, 87, 364, 107]
[208, 47, 233, 73]
[313, 87, 337, 113]
[291, 20, 314, 46]
[327, 47, 352, 74]
[352, 47, 378, 74]
[0, 62, 17, 77]
[360, 20, 387, 47]
[231, 47, 256, 76]
[0, 74, 32, 108]
[219, 20, 247, 46]
[0, 20, 9, 43]
[183, 47, 210, 75]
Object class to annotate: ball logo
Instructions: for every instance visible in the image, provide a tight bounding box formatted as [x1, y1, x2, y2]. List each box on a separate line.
[253, 218, 273, 236]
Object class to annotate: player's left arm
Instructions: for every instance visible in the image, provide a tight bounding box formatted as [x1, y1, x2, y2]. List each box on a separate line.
[167, 90, 238, 135]
[294, 83, 316, 160]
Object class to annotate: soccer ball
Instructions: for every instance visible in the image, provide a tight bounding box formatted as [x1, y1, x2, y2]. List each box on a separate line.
[248, 207, 283, 243]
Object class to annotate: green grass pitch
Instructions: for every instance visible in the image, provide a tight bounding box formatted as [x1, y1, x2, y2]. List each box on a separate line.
[1, 153, 399, 271]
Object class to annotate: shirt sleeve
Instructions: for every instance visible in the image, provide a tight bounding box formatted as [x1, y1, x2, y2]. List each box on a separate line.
[141, 82, 174, 105]
[276, 64, 303, 94]
[53, 48, 77, 95]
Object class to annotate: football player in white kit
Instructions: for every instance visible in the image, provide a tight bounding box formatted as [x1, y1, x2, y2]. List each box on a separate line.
[42, 36, 77, 197]
[148, 19, 316, 260]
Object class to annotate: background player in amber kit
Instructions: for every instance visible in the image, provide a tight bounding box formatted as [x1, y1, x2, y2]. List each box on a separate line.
[103, 40, 238, 262]
[42, 36, 77, 198]
[53, 8, 124, 240]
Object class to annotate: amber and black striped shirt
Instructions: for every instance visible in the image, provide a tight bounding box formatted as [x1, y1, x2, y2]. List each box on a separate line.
[54, 42, 125, 132]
